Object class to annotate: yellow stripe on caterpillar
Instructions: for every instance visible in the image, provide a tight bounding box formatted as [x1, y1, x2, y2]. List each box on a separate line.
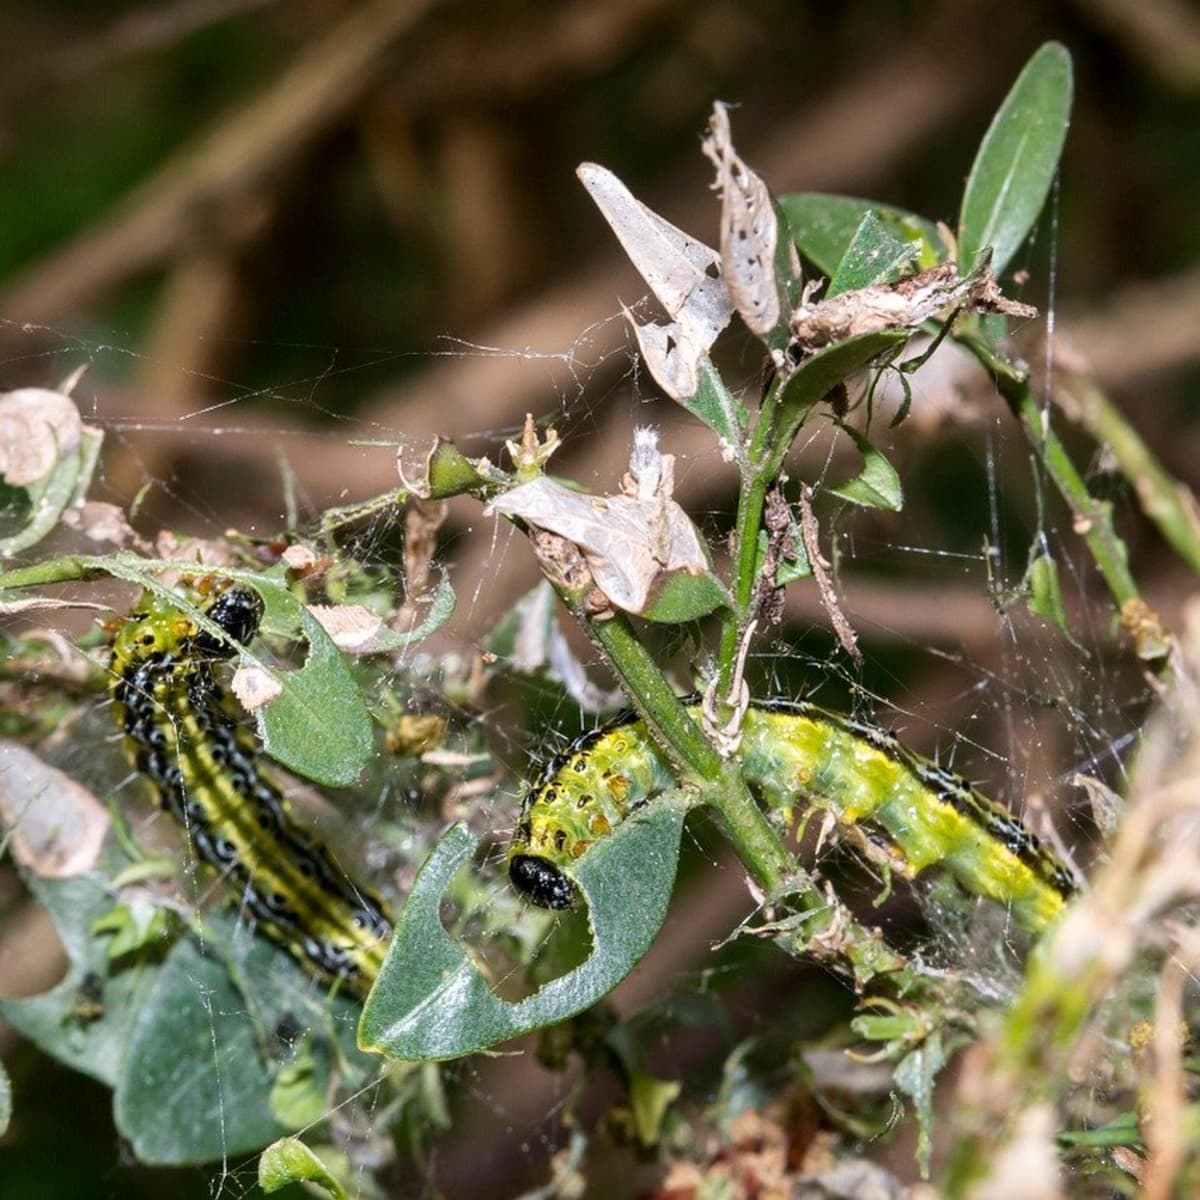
[508, 700, 1074, 934]
[110, 580, 391, 996]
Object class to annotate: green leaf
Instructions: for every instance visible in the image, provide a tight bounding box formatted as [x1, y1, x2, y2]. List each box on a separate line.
[256, 602, 374, 788]
[686, 360, 749, 450]
[92, 898, 174, 961]
[99, 559, 375, 788]
[1026, 549, 1072, 637]
[640, 567, 730, 623]
[352, 572, 456, 653]
[269, 1036, 328, 1129]
[424, 438, 491, 499]
[778, 193, 944, 277]
[958, 42, 1073, 276]
[826, 211, 920, 298]
[829, 425, 904, 511]
[774, 524, 811, 585]
[0, 857, 161, 1089]
[629, 1071, 682, 1148]
[0, 426, 103, 558]
[259, 1138, 348, 1199]
[359, 794, 689, 1061]
[112, 912, 366, 1164]
[894, 1031, 948, 1179]
[771, 330, 910, 478]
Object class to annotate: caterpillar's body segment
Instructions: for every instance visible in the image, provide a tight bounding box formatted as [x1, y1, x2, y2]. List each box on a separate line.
[508, 701, 1074, 933]
[111, 584, 392, 996]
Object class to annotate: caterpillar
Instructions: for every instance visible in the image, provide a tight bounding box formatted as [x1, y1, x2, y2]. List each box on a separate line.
[508, 700, 1076, 933]
[110, 581, 392, 997]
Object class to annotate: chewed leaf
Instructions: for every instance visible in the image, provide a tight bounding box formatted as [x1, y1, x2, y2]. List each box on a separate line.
[830, 425, 904, 512]
[958, 42, 1073, 276]
[256, 604, 374, 787]
[99, 559, 374, 788]
[578, 163, 732, 348]
[359, 794, 688, 1060]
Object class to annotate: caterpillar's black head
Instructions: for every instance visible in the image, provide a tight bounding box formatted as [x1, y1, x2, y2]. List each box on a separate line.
[509, 854, 575, 910]
[194, 585, 265, 657]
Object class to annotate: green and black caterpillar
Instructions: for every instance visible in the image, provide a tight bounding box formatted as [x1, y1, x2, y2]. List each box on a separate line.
[508, 701, 1076, 933]
[112, 582, 1074, 1000]
[110, 580, 392, 996]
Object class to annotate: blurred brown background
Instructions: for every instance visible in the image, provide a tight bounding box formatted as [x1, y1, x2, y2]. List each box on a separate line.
[1, 0, 1197, 654]
[1, 1, 1199, 1195]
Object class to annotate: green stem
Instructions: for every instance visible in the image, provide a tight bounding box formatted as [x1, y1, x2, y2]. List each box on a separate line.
[580, 602, 910, 980]
[717, 378, 785, 688]
[0, 555, 97, 591]
[586, 612, 724, 781]
[960, 334, 1168, 660]
[583, 607, 797, 894]
[1055, 374, 1200, 579]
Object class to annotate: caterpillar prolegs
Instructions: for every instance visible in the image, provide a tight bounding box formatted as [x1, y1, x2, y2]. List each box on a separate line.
[508, 701, 1076, 933]
[110, 582, 392, 996]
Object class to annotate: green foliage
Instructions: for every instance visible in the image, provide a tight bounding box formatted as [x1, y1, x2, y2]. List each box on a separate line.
[360, 796, 688, 1059]
[12, 38, 1181, 1198]
[826, 211, 921, 297]
[777, 194, 943, 278]
[829, 424, 904, 511]
[957, 41, 1073, 275]
[259, 1138, 348, 1199]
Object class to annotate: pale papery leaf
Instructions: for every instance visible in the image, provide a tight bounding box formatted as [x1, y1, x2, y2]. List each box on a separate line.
[305, 604, 384, 654]
[0, 388, 84, 486]
[61, 500, 138, 546]
[0, 740, 110, 877]
[281, 544, 319, 570]
[488, 476, 710, 615]
[231, 665, 283, 711]
[578, 163, 732, 349]
[702, 103, 780, 337]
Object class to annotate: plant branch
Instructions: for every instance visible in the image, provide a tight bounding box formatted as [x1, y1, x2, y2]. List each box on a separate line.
[959, 332, 1170, 660]
[1053, 372, 1200, 579]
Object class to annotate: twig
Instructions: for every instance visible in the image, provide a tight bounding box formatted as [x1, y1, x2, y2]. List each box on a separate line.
[798, 484, 862, 664]
[1052, 369, 1200, 578]
[960, 333, 1171, 661]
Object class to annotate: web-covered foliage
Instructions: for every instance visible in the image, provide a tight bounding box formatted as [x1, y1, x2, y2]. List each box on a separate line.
[2, 39, 1200, 1200]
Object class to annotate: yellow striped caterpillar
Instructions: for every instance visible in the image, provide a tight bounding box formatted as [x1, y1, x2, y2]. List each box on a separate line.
[110, 581, 392, 997]
[508, 700, 1075, 933]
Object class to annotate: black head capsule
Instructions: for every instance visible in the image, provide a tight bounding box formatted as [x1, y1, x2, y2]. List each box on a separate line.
[194, 586, 265, 658]
[509, 854, 576, 910]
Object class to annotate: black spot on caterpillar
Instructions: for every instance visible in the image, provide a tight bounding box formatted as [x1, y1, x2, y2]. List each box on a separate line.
[508, 699, 1075, 932]
[110, 580, 391, 996]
